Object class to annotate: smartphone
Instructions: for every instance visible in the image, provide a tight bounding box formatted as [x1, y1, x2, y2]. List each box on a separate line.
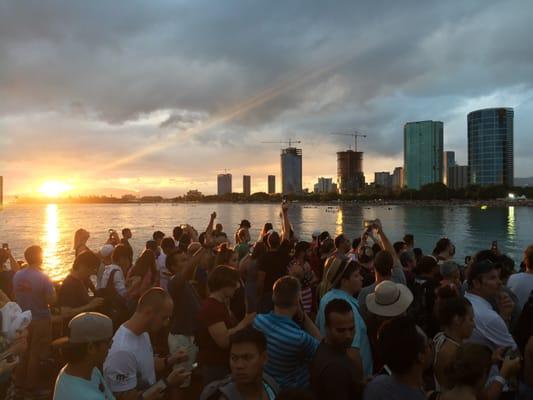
[1, 243, 8, 250]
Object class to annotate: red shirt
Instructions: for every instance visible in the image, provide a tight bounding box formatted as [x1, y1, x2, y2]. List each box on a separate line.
[197, 297, 236, 367]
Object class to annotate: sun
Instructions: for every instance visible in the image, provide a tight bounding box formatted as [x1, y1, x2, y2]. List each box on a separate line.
[38, 181, 72, 197]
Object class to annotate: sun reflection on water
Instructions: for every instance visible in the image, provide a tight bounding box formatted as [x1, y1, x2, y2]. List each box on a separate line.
[43, 204, 62, 281]
[335, 207, 344, 236]
[507, 206, 515, 238]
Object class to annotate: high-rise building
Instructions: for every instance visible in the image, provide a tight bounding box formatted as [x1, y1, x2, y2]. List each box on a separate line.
[313, 177, 337, 193]
[243, 175, 251, 196]
[281, 147, 302, 194]
[217, 173, 232, 195]
[392, 167, 404, 190]
[404, 120, 444, 190]
[448, 165, 469, 189]
[0, 176, 3, 206]
[468, 108, 514, 186]
[374, 172, 392, 189]
[337, 150, 365, 194]
[268, 175, 276, 194]
[443, 151, 456, 186]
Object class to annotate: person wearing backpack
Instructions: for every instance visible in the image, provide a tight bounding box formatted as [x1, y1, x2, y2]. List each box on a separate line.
[409, 256, 440, 338]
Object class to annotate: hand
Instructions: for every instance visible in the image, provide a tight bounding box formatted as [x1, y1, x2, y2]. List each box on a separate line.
[211, 212, 217, 220]
[168, 349, 188, 366]
[492, 347, 505, 364]
[240, 312, 257, 328]
[166, 367, 191, 387]
[498, 292, 514, 322]
[373, 219, 383, 232]
[501, 354, 521, 379]
[281, 202, 289, 213]
[89, 297, 105, 309]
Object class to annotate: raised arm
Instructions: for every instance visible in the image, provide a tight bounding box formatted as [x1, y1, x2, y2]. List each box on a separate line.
[281, 202, 291, 242]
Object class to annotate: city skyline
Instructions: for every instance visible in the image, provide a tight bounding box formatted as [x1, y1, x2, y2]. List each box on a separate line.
[1, 1, 533, 197]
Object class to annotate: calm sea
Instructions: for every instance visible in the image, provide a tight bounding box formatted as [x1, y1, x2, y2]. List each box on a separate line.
[0, 203, 531, 281]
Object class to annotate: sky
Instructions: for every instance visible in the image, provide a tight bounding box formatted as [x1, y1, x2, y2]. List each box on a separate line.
[1, 0, 533, 197]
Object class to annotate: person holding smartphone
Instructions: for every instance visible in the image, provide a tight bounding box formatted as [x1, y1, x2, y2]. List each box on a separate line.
[0, 244, 20, 300]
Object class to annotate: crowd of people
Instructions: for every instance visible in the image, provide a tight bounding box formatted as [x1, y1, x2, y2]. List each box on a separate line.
[0, 202, 532, 400]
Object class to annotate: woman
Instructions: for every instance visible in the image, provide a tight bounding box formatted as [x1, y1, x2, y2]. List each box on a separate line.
[126, 249, 158, 303]
[214, 244, 246, 322]
[197, 266, 255, 385]
[259, 223, 273, 243]
[433, 238, 455, 262]
[73, 229, 90, 257]
[287, 241, 317, 315]
[239, 242, 267, 314]
[433, 287, 474, 391]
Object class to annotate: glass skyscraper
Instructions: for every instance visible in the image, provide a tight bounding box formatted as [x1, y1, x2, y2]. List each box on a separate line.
[467, 108, 514, 186]
[404, 120, 444, 190]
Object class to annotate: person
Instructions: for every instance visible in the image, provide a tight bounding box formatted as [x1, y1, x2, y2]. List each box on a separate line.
[234, 226, 251, 262]
[363, 317, 432, 400]
[440, 343, 520, 400]
[440, 261, 462, 294]
[166, 247, 203, 393]
[74, 228, 91, 257]
[357, 250, 406, 319]
[152, 231, 165, 247]
[400, 250, 416, 289]
[103, 288, 190, 399]
[409, 255, 440, 337]
[126, 249, 158, 303]
[239, 242, 267, 314]
[287, 241, 316, 316]
[403, 234, 414, 250]
[52, 312, 115, 400]
[96, 244, 114, 289]
[120, 228, 133, 266]
[257, 204, 291, 313]
[157, 237, 176, 291]
[58, 251, 105, 320]
[0, 246, 20, 299]
[506, 244, 533, 311]
[316, 259, 372, 378]
[197, 266, 255, 385]
[311, 299, 362, 400]
[332, 234, 350, 260]
[433, 237, 456, 263]
[200, 328, 280, 400]
[13, 245, 57, 397]
[258, 223, 273, 243]
[253, 276, 320, 389]
[107, 230, 120, 247]
[514, 290, 533, 399]
[393, 241, 407, 255]
[173, 226, 183, 247]
[357, 245, 375, 288]
[432, 289, 474, 391]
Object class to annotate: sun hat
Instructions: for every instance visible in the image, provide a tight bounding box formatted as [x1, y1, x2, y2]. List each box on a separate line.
[366, 281, 413, 317]
[100, 244, 114, 258]
[53, 312, 113, 346]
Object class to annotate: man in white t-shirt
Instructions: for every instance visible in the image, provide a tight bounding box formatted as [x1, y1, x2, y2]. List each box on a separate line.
[104, 288, 190, 399]
[98, 245, 131, 297]
[507, 245, 533, 311]
[157, 238, 176, 291]
[96, 244, 114, 289]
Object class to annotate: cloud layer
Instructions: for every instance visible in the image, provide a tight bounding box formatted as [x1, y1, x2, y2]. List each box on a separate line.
[1, 0, 532, 195]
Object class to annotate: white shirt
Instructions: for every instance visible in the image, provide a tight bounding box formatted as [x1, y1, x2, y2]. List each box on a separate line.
[156, 253, 170, 291]
[104, 325, 155, 393]
[465, 292, 516, 350]
[506, 272, 533, 311]
[99, 264, 127, 297]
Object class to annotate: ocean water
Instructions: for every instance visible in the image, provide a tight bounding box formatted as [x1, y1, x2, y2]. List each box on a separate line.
[0, 202, 531, 281]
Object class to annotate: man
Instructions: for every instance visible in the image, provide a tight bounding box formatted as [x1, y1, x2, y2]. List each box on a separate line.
[103, 288, 190, 399]
[53, 312, 115, 400]
[507, 244, 533, 311]
[120, 228, 134, 265]
[316, 259, 372, 378]
[58, 251, 105, 320]
[0, 246, 20, 300]
[311, 299, 362, 400]
[157, 237, 176, 291]
[152, 230, 165, 247]
[465, 260, 517, 350]
[409, 255, 440, 337]
[253, 276, 320, 389]
[363, 317, 432, 400]
[13, 245, 57, 397]
[99, 244, 131, 298]
[200, 328, 280, 400]
[358, 250, 405, 319]
[333, 234, 351, 260]
[96, 244, 114, 289]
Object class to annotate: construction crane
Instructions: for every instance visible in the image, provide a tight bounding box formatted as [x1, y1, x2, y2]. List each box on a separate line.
[332, 131, 367, 152]
[261, 139, 301, 148]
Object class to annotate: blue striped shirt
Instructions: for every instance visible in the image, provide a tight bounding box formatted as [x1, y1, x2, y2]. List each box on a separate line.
[253, 313, 319, 389]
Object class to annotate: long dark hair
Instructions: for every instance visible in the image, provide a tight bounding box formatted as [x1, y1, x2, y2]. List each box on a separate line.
[130, 249, 157, 282]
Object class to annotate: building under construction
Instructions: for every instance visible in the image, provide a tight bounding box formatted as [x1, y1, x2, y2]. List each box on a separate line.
[337, 150, 365, 194]
[281, 147, 302, 194]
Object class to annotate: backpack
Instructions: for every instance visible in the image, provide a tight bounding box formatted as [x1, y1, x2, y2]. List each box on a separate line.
[95, 269, 130, 330]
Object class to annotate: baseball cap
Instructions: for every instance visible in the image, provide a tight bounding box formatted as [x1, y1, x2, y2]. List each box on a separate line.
[100, 244, 114, 258]
[53, 312, 113, 346]
[239, 219, 251, 229]
[366, 281, 413, 317]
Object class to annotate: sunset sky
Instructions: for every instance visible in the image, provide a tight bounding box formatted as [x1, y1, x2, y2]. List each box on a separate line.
[1, 1, 533, 197]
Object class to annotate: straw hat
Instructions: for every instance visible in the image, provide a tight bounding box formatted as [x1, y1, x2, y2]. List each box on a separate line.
[366, 280, 413, 317]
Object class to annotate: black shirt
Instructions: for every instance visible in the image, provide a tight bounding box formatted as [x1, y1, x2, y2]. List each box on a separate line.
[58, 274, 90, 308]
[0, 270, 15, 300]
[258, 240, 291, 293]
[310, 341, 362, 400]
[120, 238, 134, 263]
[168, 273, 202, 336]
